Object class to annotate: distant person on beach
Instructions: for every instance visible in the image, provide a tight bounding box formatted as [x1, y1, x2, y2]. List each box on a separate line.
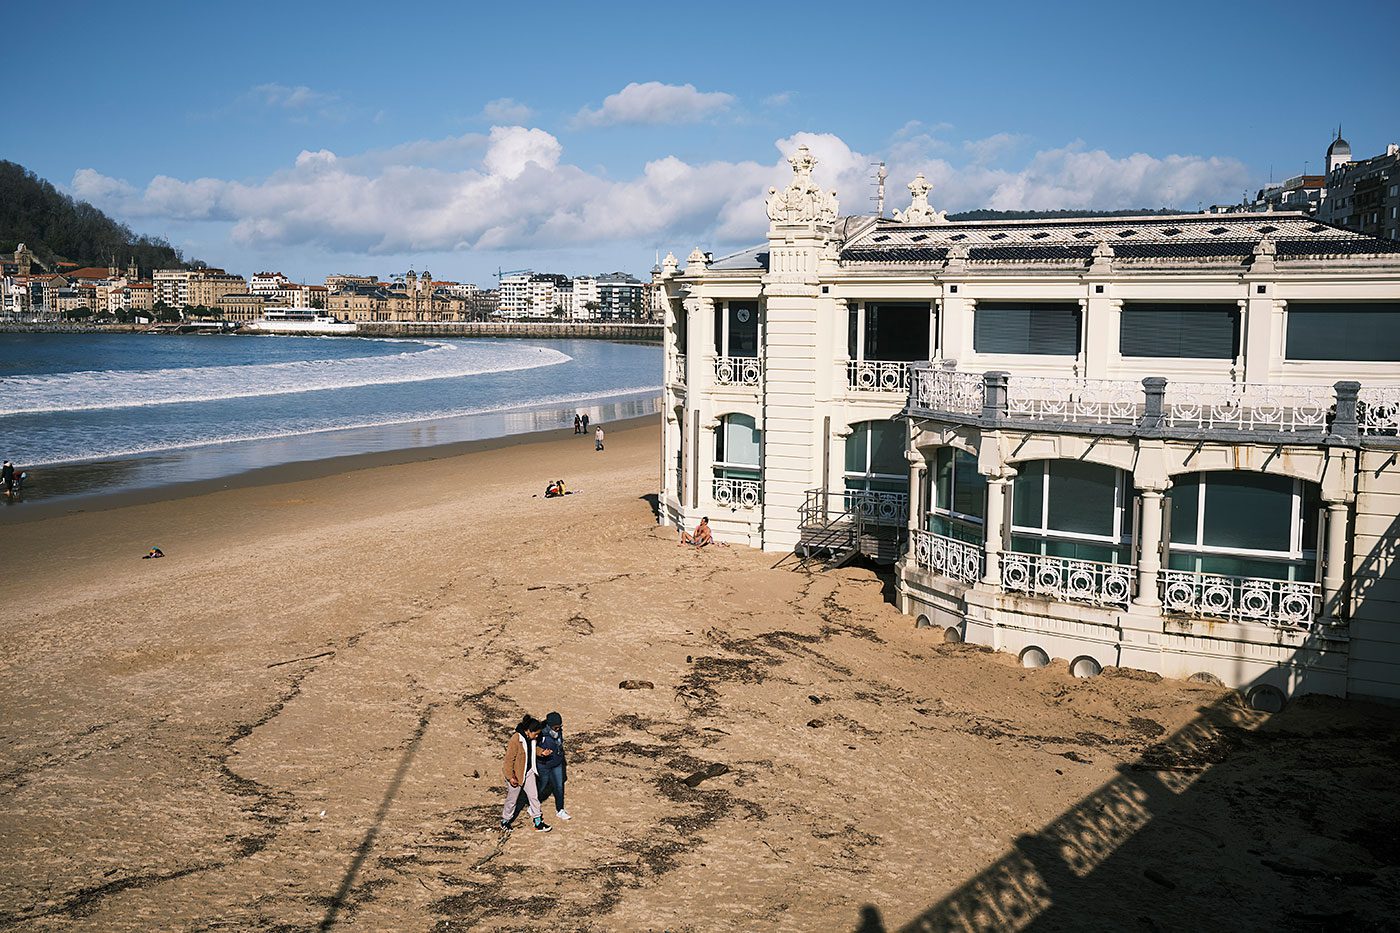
[536, 711, 570, 821]
[1, 460, 13, 498]
[680, 516, 713, 548]
[595, 426, 605, 451]
[573, 414, 582, 434]
[545, 479, 567, 498]
[501, 715, 552, 833]
[581, 413, 589, 432]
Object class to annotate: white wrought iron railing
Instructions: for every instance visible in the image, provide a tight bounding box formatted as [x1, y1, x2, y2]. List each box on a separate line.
[844, 490, 909, 525]
[847, 359, 913, 393]
[1001, 552, 1135, 609]
[912, 529, 983, 585]
[712, 477, 762, 509]
[911, 367, 984, 415]
[1359, 386, 1400, 436]
[1164, 382, 1331, 433]
[1159, 570, 1319, 628]
[1005, 376, 1143, 425]
[714, 355, 762, 387]
[670, 353, 687, 384]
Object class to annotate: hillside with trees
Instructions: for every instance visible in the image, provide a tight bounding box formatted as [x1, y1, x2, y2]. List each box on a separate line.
[0, 160, 195, 275]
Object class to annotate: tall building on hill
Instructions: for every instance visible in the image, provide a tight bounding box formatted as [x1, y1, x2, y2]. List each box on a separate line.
[657, 145, 1400, 705]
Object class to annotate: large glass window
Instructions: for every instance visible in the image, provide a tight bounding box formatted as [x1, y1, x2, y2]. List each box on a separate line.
[714, 301, 759, 357]
[1167, 472, 1318, 580]
[844, 420, 907, 494]
[1011, 460, 1131, 562]
[928, 447, 985, 543]
[1119, 304, 1240, 359]
[849, 303, 931, 361]
[714, 414, 761, 480]
[973, 302, 1080, 355]
[1285, 303, 1400, 362]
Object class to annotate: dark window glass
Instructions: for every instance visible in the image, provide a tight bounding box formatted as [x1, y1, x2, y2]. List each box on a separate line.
[1046, 460, 1118, 537]
[1167, 475, 1199, 545]
[1012, 460, 1044, 526]
[1285, 303, 1400, 361]
[865, 303, 930, 361]
[727, 302, 758, 357]
[848, 305, 858, 359]
[1120, 304, 1239, 358]
[1201, 471, 1293, 552]
[973, 302, 1080, 355]
[869, 421, 906, 474]
[713, 302, 724, 355]
[934, 448, 985, 519]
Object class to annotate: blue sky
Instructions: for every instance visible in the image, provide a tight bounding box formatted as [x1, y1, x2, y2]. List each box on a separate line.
[9, 0, 1399, 286]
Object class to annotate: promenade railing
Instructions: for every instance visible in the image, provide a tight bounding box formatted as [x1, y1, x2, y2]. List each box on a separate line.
[1160, 569, 1319, 629]
[911, 529, 984, 586]
[1001, 552, 1135, 609]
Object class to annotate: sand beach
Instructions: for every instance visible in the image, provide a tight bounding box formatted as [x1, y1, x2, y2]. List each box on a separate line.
[2, 415, 1398, 931]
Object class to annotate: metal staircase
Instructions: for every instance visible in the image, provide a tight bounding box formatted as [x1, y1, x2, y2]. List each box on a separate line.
[796, 489, 906, 570]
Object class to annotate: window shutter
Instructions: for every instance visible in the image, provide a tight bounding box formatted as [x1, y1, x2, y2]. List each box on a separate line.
[1286, 303, 1400, 361]
[1120, 304, 1239, 359]
[975, 303, 1080, 355]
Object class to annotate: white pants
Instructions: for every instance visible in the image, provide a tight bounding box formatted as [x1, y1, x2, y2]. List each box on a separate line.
[502, 772, 541, 822]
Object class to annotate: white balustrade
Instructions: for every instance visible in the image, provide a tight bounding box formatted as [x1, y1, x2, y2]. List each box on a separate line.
[847, 359, 913, 393]
[712, 477, 762, 509]
[912, 529, 984, 585]
[1006, 376, 1143, 425]
[911, 367, 984, 415]
[713, 355, 762, 387]
[1359, 387, 1400, 436]
[1165, 382, 1331, 432]
[1160, 570, 1319, 628]
[844, 490, 909, 525]
[1001, 552, 1135, 608]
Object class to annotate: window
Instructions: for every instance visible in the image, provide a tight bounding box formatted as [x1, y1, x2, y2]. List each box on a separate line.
[844, 420, 906, 494]
[1119, 303, 1240, 359]
[714, 301, 758, 357]
[928, 447, 985, 543]
[1011, 460, 1131, 563]
[1167, 472, 1318, 581]
[973, 302, 1080, 355]
[849, 302, 931, 361]
[713, 414, 760, 480]
[1285, 303, 1400, 361]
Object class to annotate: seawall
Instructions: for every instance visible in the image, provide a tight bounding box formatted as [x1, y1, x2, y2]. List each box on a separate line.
[355, 321, 662, 343]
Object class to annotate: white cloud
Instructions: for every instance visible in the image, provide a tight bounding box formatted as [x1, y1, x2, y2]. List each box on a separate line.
[962, 132, 1025, 165]
[253, 83, 337, 110]
[762, 91, 793, 108]
[72, 129, 1249, 260]
[481, 97, 533, 123]
[574, 82, 734, 127]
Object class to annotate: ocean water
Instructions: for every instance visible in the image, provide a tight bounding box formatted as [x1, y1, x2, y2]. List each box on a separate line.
[0, 333, 661, 504]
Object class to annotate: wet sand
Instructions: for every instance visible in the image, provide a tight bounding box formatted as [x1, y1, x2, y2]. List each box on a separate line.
[2, 415, 1398, 931]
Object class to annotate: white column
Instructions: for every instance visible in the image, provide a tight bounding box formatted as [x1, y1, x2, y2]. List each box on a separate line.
[1323, 500, 1349, 620]
[983, 475, 1010, 586]
[906, 452, 923, 537]
[1134, 488, 1165, 608]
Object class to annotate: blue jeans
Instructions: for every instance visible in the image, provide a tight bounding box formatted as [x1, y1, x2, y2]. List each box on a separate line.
[537, 767, 565, 810]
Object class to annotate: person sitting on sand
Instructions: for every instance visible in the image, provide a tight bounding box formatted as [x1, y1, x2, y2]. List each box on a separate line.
[142, 547, 164, 559]
[502, 715, 552, 833]
[545, 479, 567, 498]
[680, 516, 713, 548]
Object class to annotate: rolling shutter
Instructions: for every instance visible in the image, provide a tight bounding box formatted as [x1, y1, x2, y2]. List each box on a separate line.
[973, 302, 1080, 355]
[1120, 304, 1239, 359]
[1285, 303, 1400, 361]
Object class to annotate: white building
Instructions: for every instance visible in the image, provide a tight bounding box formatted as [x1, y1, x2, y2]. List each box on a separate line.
[571, 276, 599, 319]
[498, 272, 570, 317]
[657, 146, 1400, 706]
[152, 269, 190, 308]
[250, 271, 291, 294]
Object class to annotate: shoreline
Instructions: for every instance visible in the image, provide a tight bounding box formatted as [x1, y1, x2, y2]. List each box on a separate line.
[2, 411, 661, 524]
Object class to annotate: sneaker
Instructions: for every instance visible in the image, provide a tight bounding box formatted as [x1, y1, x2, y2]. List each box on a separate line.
[500, 820, 513, 832]
[533, 820, 553, 833]
[556, 809, 572, 821]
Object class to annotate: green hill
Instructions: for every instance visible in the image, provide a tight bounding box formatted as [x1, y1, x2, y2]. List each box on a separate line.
[0, 160, 195, 275]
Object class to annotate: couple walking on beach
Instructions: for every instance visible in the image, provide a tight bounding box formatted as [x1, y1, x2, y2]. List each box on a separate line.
[501, 711, 569, 834]
[572, 412, 590, 434]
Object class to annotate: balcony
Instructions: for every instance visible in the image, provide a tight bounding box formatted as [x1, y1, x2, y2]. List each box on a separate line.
[1160, 569, 1319, 628]
[1001, 552, 1135, 609]
[846, 359, 913, 393]
[908, 362, 1392, 444]
[911, 529, 983, 585]
[713, 355, 761, 388]
[712, 476, 762, 509]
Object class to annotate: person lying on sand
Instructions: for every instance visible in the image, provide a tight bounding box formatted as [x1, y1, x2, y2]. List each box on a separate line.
[680, 517, 713, 548]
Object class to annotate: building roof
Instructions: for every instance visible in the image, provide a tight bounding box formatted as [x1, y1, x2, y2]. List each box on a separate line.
[838, 213, 1400, 265]
[67, 266, 112, 280]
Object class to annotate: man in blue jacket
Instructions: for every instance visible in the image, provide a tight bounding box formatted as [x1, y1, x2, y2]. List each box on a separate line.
[537, 711, 570, 821]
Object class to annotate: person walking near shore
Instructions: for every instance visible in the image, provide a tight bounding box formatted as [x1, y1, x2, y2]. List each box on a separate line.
[581, 413, 589, 432]
[573, 414, 582, 435]
[595, 426, 605, 452]
[501, 715, 552, 833]
[536, 711, 570, 821]
[1, 460, 14, 498]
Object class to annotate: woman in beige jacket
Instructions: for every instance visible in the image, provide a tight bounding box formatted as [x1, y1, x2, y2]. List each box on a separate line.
[501, 715, 553, 832]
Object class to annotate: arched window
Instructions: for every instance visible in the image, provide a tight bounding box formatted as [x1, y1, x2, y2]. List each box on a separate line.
[844, 421, 906, 494]
[1167, 472, 1319, 581]
[1011, 460, 1132, 563]
[928, 447, 985, 543]
[714, 414, 761, 480]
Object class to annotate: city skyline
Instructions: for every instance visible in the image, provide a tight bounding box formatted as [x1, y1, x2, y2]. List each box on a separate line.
[9, 0, 1400, 286]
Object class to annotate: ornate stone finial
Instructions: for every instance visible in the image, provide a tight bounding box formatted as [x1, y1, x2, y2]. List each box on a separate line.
[892, 173, 948, 224]
[943, 243, 969, 274]
[662, 251, 679, 275]
[1251, 235, 1276, 272]
[1088, 238, 1114, 274]
[765, 144, 839, 225]
[685, 246, 709, 275]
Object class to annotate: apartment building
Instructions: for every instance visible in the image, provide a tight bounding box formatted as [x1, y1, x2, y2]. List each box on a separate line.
[658, 146, 1400, 705]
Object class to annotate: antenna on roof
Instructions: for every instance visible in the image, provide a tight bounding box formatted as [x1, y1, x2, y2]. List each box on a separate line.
[870, 162, 887, 218]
